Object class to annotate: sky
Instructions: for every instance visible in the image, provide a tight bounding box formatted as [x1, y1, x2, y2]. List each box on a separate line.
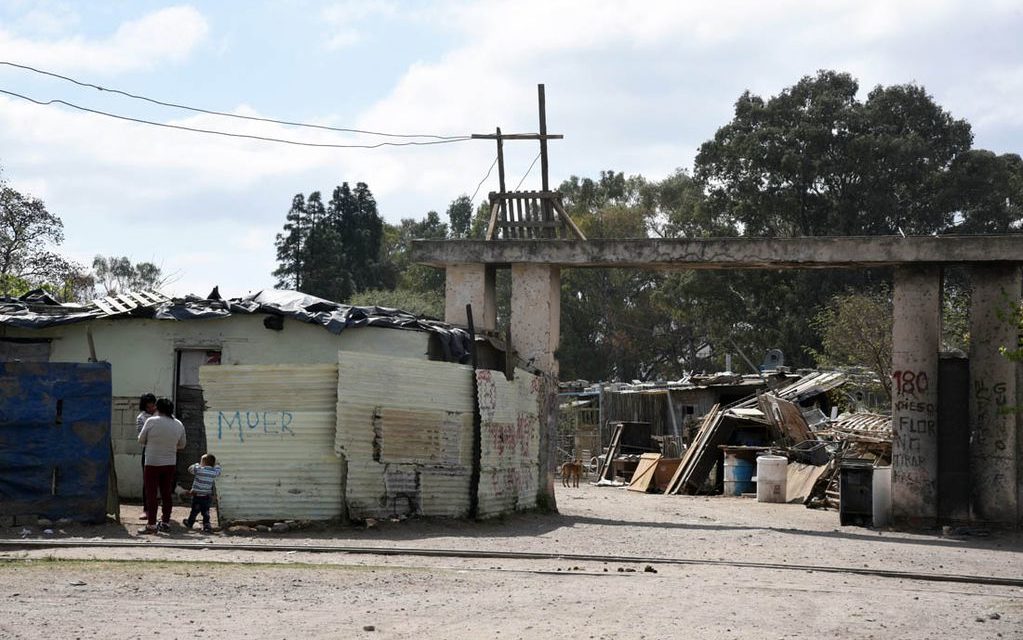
[1, 0, 1022, 298]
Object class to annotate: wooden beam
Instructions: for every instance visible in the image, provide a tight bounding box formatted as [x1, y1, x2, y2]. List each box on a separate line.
[488, 190, 561, 200]
[552, 198, 587, 240]
[470, 133, 564, 140]
[484, 202, 500, 241]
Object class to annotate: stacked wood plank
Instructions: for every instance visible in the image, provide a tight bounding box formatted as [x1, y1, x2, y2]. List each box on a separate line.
[664, 404, 733, 495]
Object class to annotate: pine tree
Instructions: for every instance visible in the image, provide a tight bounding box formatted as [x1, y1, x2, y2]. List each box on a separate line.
[272, 194, 308, 290]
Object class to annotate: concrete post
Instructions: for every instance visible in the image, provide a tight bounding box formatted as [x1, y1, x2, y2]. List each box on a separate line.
[968, 264, 1021, 524]
[510, 264, 560, 375]
[444, 264, 496, 330]
[891, 265, 941, 524]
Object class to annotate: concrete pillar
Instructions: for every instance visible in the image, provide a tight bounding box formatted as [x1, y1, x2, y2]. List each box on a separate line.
[968, 264, 1021, 524]
[891, 265, 941, 524]
[1018, 361, 1023, 529]
[510, 264, 560, 375]
[444, 264, 496, 330]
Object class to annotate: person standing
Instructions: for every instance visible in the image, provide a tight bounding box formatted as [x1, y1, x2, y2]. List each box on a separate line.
[135, 393, 157, 521]
[137, 398, 186, 534]
[182, 453, 222, 534]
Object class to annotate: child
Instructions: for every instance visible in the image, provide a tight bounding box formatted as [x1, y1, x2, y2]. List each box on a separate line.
[181, 453, 221, 533]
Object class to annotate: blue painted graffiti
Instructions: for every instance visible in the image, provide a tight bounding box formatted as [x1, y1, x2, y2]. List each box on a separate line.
[217, 410, 294, 442]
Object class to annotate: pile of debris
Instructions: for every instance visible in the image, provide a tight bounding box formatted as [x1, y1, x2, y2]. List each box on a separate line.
[601, 371, 892, 508]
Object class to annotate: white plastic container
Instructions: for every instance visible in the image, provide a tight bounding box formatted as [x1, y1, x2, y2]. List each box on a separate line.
[872, 466, 892, 528]
[756, 455, 788, 503]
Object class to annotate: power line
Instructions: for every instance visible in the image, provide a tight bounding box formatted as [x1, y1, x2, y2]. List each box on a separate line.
[469, 156, 499, 203]
[514, 152, 541, 190]
[0, 88, 473, 149]
[0, 60, 464, 140]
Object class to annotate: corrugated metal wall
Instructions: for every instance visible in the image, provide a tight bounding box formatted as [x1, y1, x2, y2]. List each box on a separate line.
[336, 352, 474, 519]
[200, 364, 343, 522]
[476, 369, 543, 517]
[0, 362, 112, 523]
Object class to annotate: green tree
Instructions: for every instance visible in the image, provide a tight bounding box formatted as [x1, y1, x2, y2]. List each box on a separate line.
[349, 288, 443, 319]
[683, 70, 995, 369]
[944, 150, 1023, 233]
[695, 70, 973, 236]
[468, 200, 492, 239]
[809, 290, 893, 398]
[92, 255, 166, 295]
[272, 194, 309, 290]
[383, 210, 448, 294]
[1, 176, 79, 298]
[447, 195, 473, 238]
[272, 182, 394, 302]
[557, 171, 687, 381]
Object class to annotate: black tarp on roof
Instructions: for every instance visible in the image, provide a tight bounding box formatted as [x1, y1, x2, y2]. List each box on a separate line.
[0, 289, 472, 363]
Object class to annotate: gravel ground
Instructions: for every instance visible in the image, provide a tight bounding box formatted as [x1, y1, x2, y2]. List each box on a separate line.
[1, 484, 1021, 639]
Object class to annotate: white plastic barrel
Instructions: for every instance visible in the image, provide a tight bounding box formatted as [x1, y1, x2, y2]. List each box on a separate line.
[872, 466, 892, 528]
[756, 455, 788, 503]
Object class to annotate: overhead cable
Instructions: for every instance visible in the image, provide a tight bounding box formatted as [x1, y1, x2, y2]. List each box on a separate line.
[469, 156, 499, 203]
[0, 60, 464, 140]
[0, 88, 473, 149]
[514, 152, 541, 190]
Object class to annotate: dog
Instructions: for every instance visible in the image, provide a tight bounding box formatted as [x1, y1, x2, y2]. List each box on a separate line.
[561, 460, 582, 488]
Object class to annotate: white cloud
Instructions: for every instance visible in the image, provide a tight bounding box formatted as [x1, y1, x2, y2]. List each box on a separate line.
[0, 5, 209, 73]
[344, 0, 1023, 205]
[3, 0, 1023, 299]
[321, 0, 397, 50]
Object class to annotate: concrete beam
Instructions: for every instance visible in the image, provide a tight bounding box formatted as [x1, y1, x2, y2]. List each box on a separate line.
[412, 236, 1023, 269]
[891, 265, 941, 524]
[510, 264, 560, 375]
[443, 264, 496, 330]
[969, 264, 1021, 524]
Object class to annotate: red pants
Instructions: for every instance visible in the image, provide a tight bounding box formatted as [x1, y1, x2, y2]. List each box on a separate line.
[143, 465, 176, 526]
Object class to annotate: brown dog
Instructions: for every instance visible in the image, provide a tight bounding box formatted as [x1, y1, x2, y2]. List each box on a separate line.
[561, 460, 582, 488]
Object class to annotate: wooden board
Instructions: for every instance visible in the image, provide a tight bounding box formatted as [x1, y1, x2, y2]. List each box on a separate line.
[627, 453, 662, 493]
[665, 404, 720, 495]
[758, 394, 813, 443]
[785, 462, 831, 503]
[598, 423, 624, 482]
[653, 458, 682, 492]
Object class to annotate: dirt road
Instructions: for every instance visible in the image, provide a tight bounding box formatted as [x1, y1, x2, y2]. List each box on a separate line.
[1, 485, 1021, 639]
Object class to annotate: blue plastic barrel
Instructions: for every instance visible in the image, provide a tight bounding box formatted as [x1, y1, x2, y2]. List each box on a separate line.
[723, 454, 755, 496]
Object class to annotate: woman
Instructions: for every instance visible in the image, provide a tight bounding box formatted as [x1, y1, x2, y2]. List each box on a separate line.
[136, 393, 157, 520]
[137, 398, 186, 534]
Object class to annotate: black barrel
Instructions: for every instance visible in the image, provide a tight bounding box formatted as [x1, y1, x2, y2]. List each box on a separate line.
[839, 459, 874, 526]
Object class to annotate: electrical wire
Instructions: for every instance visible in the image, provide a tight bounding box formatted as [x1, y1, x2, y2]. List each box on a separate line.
[0, 88, 473, 149]
[514, 152, 541, 190]
[0, 60, 464, 140]
[469, 156, 499, 202]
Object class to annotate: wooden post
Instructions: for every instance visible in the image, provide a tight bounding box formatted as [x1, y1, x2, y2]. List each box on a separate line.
[496, 127, 506, 238]
[538, 84, 550, 193]
[496, 127, 506, 193]
[537, 84, 551, 223]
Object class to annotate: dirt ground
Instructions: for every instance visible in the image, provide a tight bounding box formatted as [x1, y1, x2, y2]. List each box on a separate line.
[1, 484, 1021, 639]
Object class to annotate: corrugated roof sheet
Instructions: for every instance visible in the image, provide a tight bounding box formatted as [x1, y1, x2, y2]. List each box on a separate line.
[831, 412, 892, 433]
[336, 351, 474, 519]
[200, 364, 343, 522]
[476, 369, 543, 517]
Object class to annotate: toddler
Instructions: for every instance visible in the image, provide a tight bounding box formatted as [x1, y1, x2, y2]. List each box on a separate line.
[182, 453, 221, 533]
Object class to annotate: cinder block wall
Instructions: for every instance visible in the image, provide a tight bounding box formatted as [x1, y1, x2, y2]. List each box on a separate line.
[111, 397, 143, 499]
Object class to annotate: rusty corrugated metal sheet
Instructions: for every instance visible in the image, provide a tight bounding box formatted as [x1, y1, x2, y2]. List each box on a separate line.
[199, 364, 343, 522]
[476, 369, 543, 517]
[336, 352, 474, 519]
